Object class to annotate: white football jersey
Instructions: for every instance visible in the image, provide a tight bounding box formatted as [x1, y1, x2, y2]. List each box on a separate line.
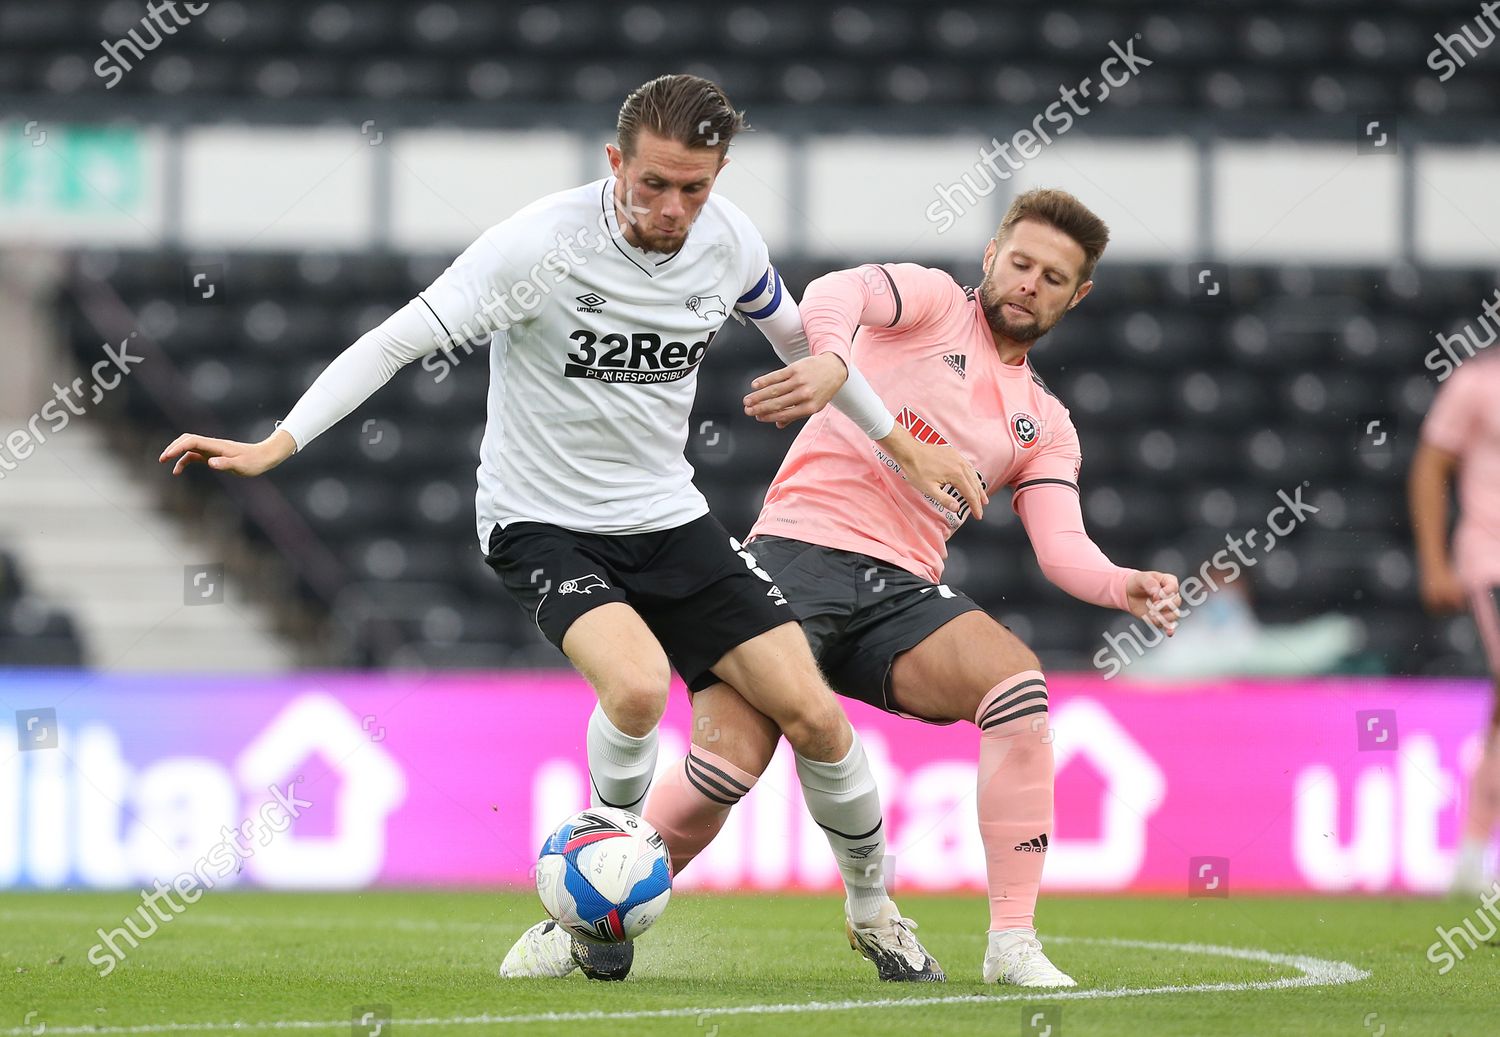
[413, 177, 786, 545]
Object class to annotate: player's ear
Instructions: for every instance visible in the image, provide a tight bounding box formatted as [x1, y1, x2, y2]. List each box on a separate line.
[606, 143, 624, 175]
[1069, 279, 1094, 309]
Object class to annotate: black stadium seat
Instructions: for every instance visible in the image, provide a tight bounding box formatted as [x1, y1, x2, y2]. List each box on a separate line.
[1, 1, 1490, 114]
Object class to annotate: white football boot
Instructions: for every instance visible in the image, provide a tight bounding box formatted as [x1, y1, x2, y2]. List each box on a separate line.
[845, 902, 946, 982]
[499, 920, 636, 980]
[983, 929, 1077, 987]
[499, 920, 578, 979]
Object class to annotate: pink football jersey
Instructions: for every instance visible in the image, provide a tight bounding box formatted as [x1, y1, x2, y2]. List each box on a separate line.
[1420, 353, 1500, 587]
[750, 263, 1081, 584]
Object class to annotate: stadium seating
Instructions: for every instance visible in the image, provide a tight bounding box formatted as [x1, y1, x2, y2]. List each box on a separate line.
[0, 547, 87, 666]
[60, 250, 1488, 677]
[3, 1, 1496, 116]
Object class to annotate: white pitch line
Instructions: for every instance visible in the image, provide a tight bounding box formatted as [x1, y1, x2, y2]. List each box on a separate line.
[0, 936, 1368, 1035]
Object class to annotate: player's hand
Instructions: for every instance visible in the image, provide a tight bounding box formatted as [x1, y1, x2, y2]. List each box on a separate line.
[880, 424, 987, 520]
[1126, 570, 1181, 635]
[744, 354, 848, 428]
[1419, 563, 1468, 614]
[159, 429, 297, 477]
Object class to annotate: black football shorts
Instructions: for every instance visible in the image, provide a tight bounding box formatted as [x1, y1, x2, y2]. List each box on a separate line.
[486, 513, 794, 690]
[744, 535, 985, 722]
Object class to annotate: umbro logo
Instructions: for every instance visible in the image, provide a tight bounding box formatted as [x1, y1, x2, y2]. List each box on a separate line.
[1014, 833, 1049, 853]
[767, 584, 787, 605]
[943, 353, 967, 379]
[576, 293, 607, 313]
[847, 843, 880, 859]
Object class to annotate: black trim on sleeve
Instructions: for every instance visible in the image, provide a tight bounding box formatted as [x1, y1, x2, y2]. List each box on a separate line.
[1011, 478, 1080, 494]
[418, 294, 456, 343]
[875, 265, 902, 327]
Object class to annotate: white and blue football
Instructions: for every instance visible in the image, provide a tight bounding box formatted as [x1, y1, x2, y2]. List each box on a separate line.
[534, 807, 673, 943]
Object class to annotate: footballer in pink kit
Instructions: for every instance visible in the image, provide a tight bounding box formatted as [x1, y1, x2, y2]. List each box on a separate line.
[1411, 351, 1500, 894]
[645, 189, 1182, 986]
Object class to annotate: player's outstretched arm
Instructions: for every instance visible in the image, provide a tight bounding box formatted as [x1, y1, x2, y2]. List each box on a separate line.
[160, 430, 297, 477]
[1016, 484, 1178, 633]
[159, 279, 485, 478]
[163, 217, 533, 478]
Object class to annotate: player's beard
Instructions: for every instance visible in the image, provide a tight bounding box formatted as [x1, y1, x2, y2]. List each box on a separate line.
[636, 225, 688, 253]
[978, 281, 1056, 343]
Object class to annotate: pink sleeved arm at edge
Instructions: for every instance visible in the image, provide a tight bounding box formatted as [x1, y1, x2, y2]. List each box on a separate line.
[800, 266, 900, 367]
[1420, 367, 1477, 456]
[1015, 485, 1137, 612]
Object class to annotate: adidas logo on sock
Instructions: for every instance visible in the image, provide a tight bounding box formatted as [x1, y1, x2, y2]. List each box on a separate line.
[1014, 833, 1049, 853]
[943, 353, 967, 379]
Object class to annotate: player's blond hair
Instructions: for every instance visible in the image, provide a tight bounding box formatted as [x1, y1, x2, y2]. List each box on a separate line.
[996, 189, 1110, 284]
[617, 74, 748, 159]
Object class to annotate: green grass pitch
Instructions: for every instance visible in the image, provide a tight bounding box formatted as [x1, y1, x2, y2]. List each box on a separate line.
[3, 890, 1497, 1036]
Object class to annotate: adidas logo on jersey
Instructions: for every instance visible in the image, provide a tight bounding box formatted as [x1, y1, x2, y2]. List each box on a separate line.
[1014, 833, 1050, 853]
[575, 293, 607, 313]
[943, 353, 967, 379]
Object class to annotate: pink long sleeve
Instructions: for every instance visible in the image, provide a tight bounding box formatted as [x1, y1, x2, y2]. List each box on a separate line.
[799, 265, 901, 366]
[1015, 484, 1137, 612]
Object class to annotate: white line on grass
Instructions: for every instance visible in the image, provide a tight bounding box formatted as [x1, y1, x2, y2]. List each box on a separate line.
[0, 936, 1368, 1035]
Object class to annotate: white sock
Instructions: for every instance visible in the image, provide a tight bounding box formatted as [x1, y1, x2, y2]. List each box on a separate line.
[586, 704, 658, 815]
[1456, 838, 1489, 878]
[794, 732, 892, 926]
[989, 927, 1039, 951]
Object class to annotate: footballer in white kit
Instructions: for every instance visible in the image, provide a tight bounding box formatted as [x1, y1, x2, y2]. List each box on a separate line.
[161, 74, 981, 984]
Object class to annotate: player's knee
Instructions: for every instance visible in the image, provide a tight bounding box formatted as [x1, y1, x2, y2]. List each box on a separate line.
[599, 671, 670, 737]
[969, 657, 1049, 732]
[778, 694, 848, 760]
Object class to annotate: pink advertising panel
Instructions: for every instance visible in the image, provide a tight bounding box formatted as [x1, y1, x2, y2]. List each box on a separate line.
[1, 671, 1490, 893]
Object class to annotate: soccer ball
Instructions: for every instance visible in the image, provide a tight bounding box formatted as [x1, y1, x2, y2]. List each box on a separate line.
[535, 807, 673, 943]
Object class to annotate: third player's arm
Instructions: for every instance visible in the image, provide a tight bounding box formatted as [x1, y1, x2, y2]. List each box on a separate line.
[1408, 441, 1466, 613]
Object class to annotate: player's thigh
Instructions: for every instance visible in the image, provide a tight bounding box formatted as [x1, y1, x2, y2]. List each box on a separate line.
[888, 611, 1042, 724]
[562, 602, 672, 735]
[709, 621, 849, 759]
[690, 681, 781, 778]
